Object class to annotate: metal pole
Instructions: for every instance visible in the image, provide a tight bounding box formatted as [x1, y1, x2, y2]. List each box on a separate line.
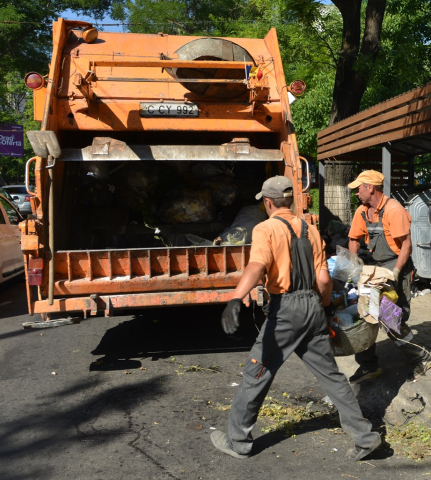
[382, 143, 391, 197]
[408, 156, 415, 189]
[319, 160, 325, 229]
[48, 155, 55, 306]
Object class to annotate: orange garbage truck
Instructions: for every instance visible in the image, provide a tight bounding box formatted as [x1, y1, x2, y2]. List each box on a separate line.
[22, 18, 315, 320]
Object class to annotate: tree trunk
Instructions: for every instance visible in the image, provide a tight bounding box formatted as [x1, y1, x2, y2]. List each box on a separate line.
[324, 0, 386, 227]
[330, 0, 386, 124]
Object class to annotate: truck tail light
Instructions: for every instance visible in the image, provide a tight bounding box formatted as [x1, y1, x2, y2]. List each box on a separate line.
[290, 79, 306, 96]
[28, 257, 44, 286]
[24, 72, 46, 90]
[24, 195, 31, 202]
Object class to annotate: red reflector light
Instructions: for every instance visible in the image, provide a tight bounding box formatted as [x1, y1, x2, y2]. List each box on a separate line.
[28, 268, 43, 286]
[290, 79, 306, 97]
[24, 195, 31, 202]
[28, 257, 43, 286]
[24, 72, 45, 90]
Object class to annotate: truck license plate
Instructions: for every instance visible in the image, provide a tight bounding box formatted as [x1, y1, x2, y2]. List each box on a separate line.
[139, 102, 199, 117]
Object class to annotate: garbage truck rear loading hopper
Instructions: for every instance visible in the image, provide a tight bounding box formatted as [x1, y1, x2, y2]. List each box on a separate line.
[22, 19, 315, 319]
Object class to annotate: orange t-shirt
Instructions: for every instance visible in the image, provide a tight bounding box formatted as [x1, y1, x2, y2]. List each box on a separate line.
[249, 209, 328, 294]
[349, 195, 411, 255]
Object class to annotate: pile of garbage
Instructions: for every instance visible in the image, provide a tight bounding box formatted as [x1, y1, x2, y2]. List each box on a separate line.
[76, 159, 268, 247]
[328, 246, 402, 356]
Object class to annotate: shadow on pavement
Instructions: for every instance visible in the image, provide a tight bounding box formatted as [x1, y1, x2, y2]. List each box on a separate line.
[90, 304, 266, 371]
[0, 276, 28, 319]
[0, 375, 167, 480]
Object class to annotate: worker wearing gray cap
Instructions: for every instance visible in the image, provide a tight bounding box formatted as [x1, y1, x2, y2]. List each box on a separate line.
[210, 175, 381, 461]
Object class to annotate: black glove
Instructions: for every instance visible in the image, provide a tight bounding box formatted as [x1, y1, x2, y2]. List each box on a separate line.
[221, 299, 242, 335]
[323, 302, 336, 319]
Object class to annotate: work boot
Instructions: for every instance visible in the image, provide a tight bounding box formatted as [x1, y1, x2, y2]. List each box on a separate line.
[349, 365, 382, 384]
[346, 436, 381, 461]
[210, 430, 250, 459]
[408, 354, 431, 382]
[398, 341, 429, 366]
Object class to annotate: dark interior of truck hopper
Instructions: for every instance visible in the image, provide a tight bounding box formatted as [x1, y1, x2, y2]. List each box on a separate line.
[55, 130, 283, 250]
[56, 157, 281, 251]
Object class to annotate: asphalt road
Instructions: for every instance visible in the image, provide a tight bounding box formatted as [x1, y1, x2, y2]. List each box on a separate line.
[1, 277, 430, 480]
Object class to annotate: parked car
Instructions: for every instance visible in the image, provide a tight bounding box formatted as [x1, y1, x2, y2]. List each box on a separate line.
[0, 194, 24, 284]
[2, 185, 34, 215]
[0, 187, 19, 210]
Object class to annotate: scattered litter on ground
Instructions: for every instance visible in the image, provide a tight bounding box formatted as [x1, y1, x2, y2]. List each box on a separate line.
[210, 403, 232, 411]
[258, 396, 332, 436]
[420, 289, 431, 296]
[230, 382, 239, 387]
[51, 372, 57, 375]
[386, 421, 431, 461]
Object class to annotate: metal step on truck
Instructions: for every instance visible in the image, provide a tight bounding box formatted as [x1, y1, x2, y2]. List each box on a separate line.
[22, 18, 315, 320]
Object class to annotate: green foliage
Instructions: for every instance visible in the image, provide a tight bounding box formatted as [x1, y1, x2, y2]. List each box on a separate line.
[0, 0, 123, 179]
[414, 155, 431, 187]
[308, 187, 319, 214]
[360, 0, 431, 109]
[386, 421, 431, 461]
[291, 72, 334, 158]
[1, 0, 430, 181]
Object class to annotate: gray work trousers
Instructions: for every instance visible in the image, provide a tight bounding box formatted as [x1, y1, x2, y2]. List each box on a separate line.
[227, 290, 379, 455]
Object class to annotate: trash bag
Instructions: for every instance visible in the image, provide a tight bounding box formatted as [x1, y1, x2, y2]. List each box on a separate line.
[331, 245, 364, 283]
[382, 290, 399, 304]
[219, 204, 268, 245]
[126, 166, 160, 198]
[202, 175, 239, 206]
[327, 256, 336, 276]
[158, 189, 214, 223]
[327, 220, 348, 235]
[379, 295, 402, 334]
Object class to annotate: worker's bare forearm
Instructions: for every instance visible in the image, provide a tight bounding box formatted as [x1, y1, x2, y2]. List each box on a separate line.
[231, 262, 266, 300]
[349, 238, 361, 254]
[317, 269, 333, 307]
[395, 234, 412, 271]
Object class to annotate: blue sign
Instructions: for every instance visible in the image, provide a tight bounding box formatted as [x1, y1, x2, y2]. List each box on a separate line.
[0, 124, 24, 158]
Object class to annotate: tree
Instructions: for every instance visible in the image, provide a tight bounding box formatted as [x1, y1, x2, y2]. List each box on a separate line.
[329, 0, 386, 124]
[0, 0, 124, 180]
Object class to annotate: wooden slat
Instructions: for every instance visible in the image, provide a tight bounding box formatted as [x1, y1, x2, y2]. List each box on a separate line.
[318, 96, 431, 148]
[318, 109, 431, 155]
[318, 82, 431, 140]
[318, 121, 431, 160]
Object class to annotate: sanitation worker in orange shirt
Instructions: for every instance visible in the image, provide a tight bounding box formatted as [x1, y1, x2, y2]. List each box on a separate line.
[210, 175, 381, 461]
[348, 170, 431, 384]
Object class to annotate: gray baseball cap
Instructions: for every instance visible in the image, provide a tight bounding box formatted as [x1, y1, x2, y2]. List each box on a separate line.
[255, 175, 293, 200]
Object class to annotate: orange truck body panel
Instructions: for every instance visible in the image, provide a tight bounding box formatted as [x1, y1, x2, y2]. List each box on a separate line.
[22, 19, 314, 318]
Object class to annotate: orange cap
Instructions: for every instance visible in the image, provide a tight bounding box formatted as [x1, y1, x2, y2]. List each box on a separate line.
[348, 170, 385, 189]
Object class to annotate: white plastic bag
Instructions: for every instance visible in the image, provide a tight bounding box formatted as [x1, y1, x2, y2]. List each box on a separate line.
[219, 204, 268, 245]
[331, 246, 364, 283]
